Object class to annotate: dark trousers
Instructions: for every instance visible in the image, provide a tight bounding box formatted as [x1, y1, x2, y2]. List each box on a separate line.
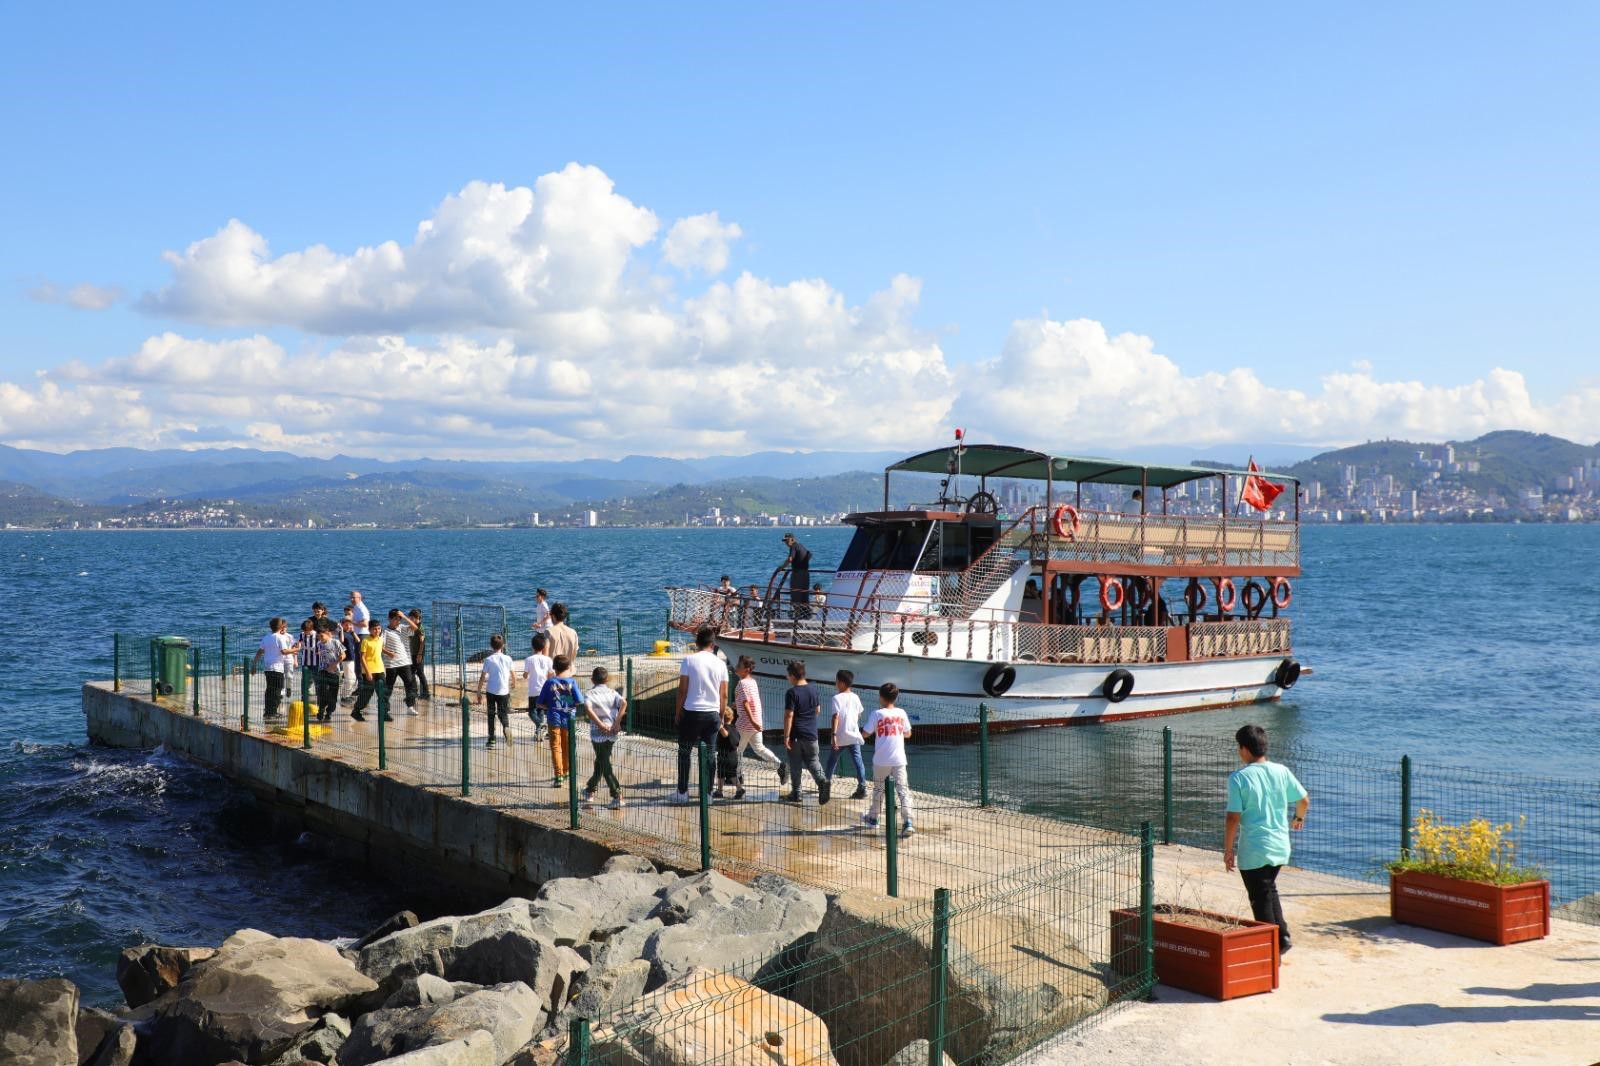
[353, 672, 387, 714]
[787, 737, 827, 795]
[263, 670, 286, 718]
[1240, 864, 1290, 949]
[676, 711, 722, 794]
[315, 672, 341, 722]
[791, 570, 811, 618]
[414, 659, 430, 699]
[586, 740, 622, 798]
[387, 664, 417, 707]
[486, 693, 510, 738]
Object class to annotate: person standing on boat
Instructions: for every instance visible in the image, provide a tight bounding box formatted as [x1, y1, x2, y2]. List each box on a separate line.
[781, 533, 811, 619]
[1224, 724, 1309, 955]
[673, 626, 728, 803]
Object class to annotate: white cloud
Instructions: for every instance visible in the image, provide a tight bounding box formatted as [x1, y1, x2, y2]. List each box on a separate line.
[4, 163, 1598, 458]
[139, 164, 661, 333]
[954, 317, 1600, 450]
[27, 280, 124, 310]
[661, 212, 742, 274]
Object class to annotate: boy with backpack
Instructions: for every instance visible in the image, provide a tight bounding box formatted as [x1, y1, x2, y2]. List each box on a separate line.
[537, 654, 582, 788]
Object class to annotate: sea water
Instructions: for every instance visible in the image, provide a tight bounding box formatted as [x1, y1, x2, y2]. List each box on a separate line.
[1, 524, 1596, 1002]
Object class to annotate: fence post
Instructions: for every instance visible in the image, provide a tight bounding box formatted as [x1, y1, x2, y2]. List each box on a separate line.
[928, 887, 950, 1066]
[978, 702, 990, 807]
[567, 1017, 591, 1066]
[616, 618, 625, 672]
[885, 786, 899, 898]
[625, 658, 634, 708]
[460, 696, 472, 797]
[219, 627, 228, 719]
[241, 659, 251, 731]
[697, 741, 712, 872]
[191, 647, 201, 715]
[1139, 821, 1155, 999]
[149, 639, 157, 700]
[1400, 754, 1412, 859]
[113, 633, 121, 692]
[568, 722, 580, 830]
[377, 676, 388, 771]
[1162, 726, 1174, 845]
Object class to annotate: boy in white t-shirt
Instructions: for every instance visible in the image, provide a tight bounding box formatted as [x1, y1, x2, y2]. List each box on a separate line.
[860, 682, 916, 837]
[524, 632, 553, 740]
[475, 634, 515, 749]
[823, 669, 868, 799]
[581, 665, 628, 809]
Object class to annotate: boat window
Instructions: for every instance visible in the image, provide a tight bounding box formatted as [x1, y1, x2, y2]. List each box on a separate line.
[838, 521, 932, 571]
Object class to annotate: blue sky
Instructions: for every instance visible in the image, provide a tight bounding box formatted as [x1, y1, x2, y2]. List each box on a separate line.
[1, 3, 1596, 457]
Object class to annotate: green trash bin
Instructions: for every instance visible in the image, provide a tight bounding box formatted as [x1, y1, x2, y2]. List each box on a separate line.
[156, 636, 190, 697]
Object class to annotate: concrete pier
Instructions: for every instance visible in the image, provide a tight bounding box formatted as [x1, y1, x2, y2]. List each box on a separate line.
[85, 679, 1600, 1065]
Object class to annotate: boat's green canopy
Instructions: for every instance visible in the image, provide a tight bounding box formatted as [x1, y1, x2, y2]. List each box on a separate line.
[885, 444, 1297, 489]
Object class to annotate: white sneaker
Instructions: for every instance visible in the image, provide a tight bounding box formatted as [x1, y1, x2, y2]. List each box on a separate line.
[582, 790, 596, 807]
[609, 796, 625, 810]
[407, 707, 420, 716]
[669, 791, 691, 805]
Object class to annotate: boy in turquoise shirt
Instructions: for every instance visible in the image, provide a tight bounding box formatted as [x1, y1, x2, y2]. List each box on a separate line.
[1224, 724, 1310, 953]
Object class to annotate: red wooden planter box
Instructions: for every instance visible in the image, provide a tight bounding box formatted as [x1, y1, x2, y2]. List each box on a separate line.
[1110, 906, 1280, 1000]
[1389, 870, 1550, 945]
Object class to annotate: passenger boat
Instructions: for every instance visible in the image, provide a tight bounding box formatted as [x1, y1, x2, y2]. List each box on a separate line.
[666, 442, 1305, 730]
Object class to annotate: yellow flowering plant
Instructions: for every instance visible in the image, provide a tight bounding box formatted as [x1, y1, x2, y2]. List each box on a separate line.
[1389, 809, 1543, 885]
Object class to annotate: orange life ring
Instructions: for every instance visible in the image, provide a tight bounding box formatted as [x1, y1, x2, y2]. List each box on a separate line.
[1271, 577, 1292, 609]
[1099, 576, 1125, 612]
[1051, 504, 1081, 540]
[1215, 577, 1237, 613]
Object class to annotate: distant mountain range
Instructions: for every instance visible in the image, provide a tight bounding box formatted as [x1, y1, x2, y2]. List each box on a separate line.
[1, 432, 1593, 528]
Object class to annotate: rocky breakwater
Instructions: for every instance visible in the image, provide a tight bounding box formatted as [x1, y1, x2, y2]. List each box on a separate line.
[0, 854, 1100, 1066]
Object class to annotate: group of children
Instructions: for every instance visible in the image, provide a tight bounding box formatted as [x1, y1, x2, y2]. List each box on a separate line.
[473, 631, 628, 809]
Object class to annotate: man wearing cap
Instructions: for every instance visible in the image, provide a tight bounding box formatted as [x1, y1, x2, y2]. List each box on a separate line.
[782, 533, 812, 619]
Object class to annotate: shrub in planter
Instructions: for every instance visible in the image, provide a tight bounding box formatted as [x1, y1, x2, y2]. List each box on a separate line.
[1110, 905, 1279, 1001]
[1388, 809, 1549, 945]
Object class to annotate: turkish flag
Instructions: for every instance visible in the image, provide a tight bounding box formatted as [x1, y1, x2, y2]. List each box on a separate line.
[1241, 460, 1285, 511]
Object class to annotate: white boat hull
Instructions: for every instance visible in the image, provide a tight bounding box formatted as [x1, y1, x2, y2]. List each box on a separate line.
[717, 635, 1290, 732]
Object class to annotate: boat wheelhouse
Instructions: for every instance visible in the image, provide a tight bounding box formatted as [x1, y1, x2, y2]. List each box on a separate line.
[667, 443, 1304, 729]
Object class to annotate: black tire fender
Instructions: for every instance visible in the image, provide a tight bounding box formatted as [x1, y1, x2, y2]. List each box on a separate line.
[982, 662, 1016, 697]
[1274, 659, 1302, 690]
[1103, 668, 1135, 703]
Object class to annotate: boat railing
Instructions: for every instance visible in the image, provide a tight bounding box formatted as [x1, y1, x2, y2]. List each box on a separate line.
[1188, 618, 1292, 658]
[666, 586, 1288, 665]
[1028, 506, 1300, 572]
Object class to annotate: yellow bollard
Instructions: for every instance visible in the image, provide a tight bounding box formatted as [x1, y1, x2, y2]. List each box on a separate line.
[650, 640, 671, 657]
[287, 700, 304, 731]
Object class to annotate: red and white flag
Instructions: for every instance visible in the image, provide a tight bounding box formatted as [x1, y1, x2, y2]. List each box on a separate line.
[1241, 459, 1285, 511]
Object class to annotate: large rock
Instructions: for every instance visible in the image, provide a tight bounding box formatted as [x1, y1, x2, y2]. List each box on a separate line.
[561, 958, 649, 1025]
[341, 982, 543, 1066]
[74, 1005, 123, 1065]
[384, 973, 460, 1010]
[536, 866, 676, 940]
[82, 1026, 135, 1066]
[590, 967, 836, 1066]
[144, 933, 378, 1064]
[350, 910, 421, 951]
[886, 1040, 955, 1066]
[789, 893, 1104, 1066]
[375, 1029, 497, 1066]
[0, 978, 79, 1066]
[264, 1012, 351, 1066]
[115, 944, 217, 1008]
[643, 873, 826, 989]
[524, 897, 594, 947]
